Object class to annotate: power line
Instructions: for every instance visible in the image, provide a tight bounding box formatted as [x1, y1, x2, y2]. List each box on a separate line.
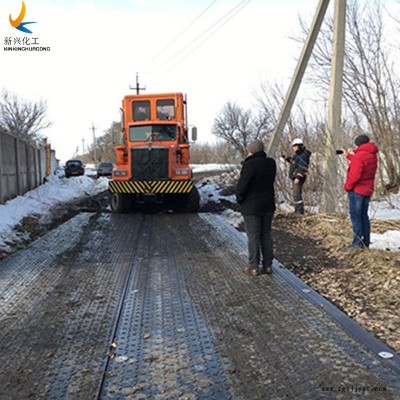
[147, 0, 252, 78]
[150, 0, 217, 63]
[164, 0, 252, 74]
[149, 0, 250, 75]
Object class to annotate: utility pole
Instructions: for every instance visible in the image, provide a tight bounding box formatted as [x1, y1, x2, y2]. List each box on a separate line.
[323, 0, 346, 213]
[90, 122, 97, 165]
[266, 0, 330, 157]
[129, 72, 146, 94]
[82, 138, 85, 155]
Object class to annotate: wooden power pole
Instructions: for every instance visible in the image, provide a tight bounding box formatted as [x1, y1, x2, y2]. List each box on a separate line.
[266, 0, 346, 214]
[267, 0, 330, 158]
[323, 0, 346, 213]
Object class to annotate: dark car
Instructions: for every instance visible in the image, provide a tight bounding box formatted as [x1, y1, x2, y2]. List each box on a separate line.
[97, 162, 113, 177]
[64, 159, 85, 178]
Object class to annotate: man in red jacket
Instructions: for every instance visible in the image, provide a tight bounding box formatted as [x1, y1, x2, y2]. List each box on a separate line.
[341, 134, 378, 248]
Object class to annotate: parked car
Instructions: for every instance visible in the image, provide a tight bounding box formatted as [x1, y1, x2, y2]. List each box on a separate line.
[64, 159, 85, 178]
[97, 162, 113, 177]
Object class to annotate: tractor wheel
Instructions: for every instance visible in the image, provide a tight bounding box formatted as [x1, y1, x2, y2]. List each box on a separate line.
[185, 186, 200, 213]
[110, 193, 131, 213]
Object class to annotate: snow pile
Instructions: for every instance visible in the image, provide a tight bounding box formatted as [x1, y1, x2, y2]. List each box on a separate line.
[0, 174, 109, 253]
[371, 231, 400, 251]
[191, 164, 236, 173]
[197, 179, 222, 207]
[193, 164, 242, 229]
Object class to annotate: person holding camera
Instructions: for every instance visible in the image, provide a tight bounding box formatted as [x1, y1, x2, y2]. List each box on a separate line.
[282, 138, 311, 214]
[339, 134, 378, 248]
[236, 140, 276, 276]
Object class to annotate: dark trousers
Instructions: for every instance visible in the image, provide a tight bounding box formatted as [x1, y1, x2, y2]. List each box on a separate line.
[348, 191, 371, 247]
[293, 179, 305, 213]
[243, 212, 274, 269]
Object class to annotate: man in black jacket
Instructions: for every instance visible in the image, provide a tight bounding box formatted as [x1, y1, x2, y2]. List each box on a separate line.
[236, 140, 276, 276]
[282, 138, 311, 214]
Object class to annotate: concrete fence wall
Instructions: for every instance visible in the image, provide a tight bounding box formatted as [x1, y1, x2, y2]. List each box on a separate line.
[0, 131, 58, 204]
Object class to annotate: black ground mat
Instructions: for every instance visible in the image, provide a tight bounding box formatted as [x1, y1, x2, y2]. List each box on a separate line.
[0, 212, 399, 399]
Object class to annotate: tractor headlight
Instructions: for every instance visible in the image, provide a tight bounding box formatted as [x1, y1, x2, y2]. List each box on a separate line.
[175, 168, 189, 175]
[113, 169, 128, 176]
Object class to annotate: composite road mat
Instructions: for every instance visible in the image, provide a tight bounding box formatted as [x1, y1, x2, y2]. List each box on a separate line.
[0, 212, 399, 399]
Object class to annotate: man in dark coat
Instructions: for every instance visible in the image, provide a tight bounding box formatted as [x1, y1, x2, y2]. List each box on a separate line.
[282, 138, 311, 214]
[236, 140, 276, 276]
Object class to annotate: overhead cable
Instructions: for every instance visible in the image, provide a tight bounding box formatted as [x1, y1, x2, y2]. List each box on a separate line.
[150, 0, 217, 63]
[148, 0, 252, 78]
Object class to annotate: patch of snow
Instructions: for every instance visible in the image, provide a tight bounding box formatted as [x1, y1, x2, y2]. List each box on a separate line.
[370, 231, 400, 252]
[370, 195, 400, 220]
[191, 164, 236, 173]
[322, 218, 339, 223]
[0, 174, 109, 253]
[221, 209, 243, 230]
[197, 180, 222, 207]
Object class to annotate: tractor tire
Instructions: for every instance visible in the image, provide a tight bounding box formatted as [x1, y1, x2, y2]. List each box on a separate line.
[110, 193, 131, 213]
[185, 186, 200, 213]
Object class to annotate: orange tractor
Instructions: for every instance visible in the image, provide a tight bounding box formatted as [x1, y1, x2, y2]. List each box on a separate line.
[109, 92, 199, 213]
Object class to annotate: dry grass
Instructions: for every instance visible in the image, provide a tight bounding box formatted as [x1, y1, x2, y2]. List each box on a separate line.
[274, 212, 400, 353]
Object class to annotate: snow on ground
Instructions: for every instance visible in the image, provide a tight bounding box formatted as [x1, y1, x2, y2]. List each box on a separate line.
[0, 172, 109, 254]
[191, 164, 236, 174]
[0, 164, 400, 254]
[370, 195, 400, 220]
[370, 231, 400, 251]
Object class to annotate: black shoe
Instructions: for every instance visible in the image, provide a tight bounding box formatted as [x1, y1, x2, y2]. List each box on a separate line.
[259, 266, 272, 275]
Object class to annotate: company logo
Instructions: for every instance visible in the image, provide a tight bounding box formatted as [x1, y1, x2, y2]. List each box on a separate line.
[9, 1, 36, 34]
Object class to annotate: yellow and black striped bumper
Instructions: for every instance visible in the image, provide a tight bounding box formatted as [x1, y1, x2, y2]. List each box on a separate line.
[109, 180, 193, 194]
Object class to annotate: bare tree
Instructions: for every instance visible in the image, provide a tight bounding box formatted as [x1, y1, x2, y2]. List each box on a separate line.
[0, 89, 51, 144]
[87, 121, 121, 163]
[297, 0, 400, 191]
[345, 1, 400, 190]
[212, 101, 273, 158]
[254, 79, 345, 212]
[190, 140, 239, 164]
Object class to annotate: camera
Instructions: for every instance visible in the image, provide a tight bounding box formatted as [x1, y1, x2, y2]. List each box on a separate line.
[336, 149, 344, 155]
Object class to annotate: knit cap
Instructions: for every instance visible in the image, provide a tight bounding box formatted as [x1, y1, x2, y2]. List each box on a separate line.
[248, 140, 264, 154]
[354, 134, 370, 146]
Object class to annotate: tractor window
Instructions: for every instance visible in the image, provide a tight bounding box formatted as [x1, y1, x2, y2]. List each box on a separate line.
[156, 99, 175, 120]
[132, 101, 150, 121]
[154, 124, 176, 140]
[129, 126, 149, 141]
[129, 125, 177, 142]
